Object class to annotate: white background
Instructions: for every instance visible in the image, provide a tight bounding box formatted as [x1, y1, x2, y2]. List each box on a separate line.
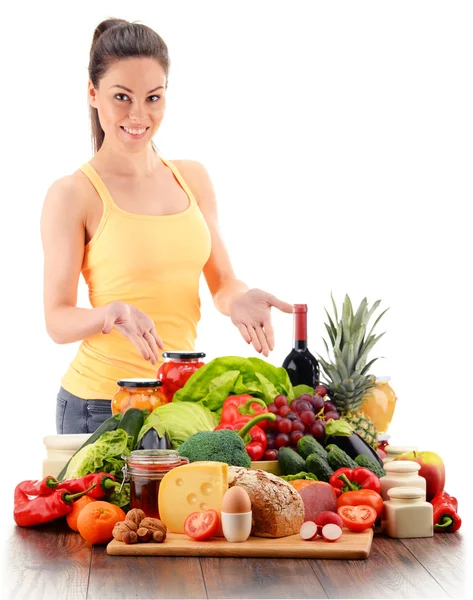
[1, 0, 471, 584]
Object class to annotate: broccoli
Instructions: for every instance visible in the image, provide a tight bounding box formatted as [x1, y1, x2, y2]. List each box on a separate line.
[178, 430, 251, 467]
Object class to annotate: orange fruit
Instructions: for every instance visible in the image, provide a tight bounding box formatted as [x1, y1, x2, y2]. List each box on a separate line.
[77, 501, 126, 545]
[66, 495, 95, 532]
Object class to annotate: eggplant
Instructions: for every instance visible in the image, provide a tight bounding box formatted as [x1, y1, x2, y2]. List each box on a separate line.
[325, 432, 384, 467]
[138, 428, 171, 450]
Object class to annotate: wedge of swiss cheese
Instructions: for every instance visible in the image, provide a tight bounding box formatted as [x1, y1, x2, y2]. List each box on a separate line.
[158, 461, 229, 533]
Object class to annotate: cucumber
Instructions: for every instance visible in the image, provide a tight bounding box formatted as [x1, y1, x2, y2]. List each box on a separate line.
[297, 435, 328, 460]
[57, 413, 122, 481]
[118, 408, 146, 450]
[306, 453, 334, 482]
[355, 454, 386, 478]
[326, 445, 358, 470]
[278, 447, 307, 475]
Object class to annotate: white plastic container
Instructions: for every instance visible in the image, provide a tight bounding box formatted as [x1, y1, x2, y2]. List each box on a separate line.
[381, 486, 433, 539]
[42, 434, 91, 478]
[380, 460, 426, 501]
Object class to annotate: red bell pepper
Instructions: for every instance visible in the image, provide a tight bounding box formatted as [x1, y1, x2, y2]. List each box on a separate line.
[431, 491, 461, 533]
[329, 467, 381, 497]
[216, 395, 272, 431]
[17, 476, 59, 496]
[56, 473, 120, 499]
[13, 483, 97, 527]
[216, 412, 277, 461]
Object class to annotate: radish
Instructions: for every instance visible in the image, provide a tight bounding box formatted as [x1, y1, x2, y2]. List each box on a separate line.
[299, 521, 318, 541]
[321, 523, 342, 542]
[314, 511, 344, 534]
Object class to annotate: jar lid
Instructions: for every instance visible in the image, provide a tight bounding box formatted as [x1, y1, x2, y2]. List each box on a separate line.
[385, 445, 418, 456]
[384, 460, 421, 473]
[388, 486, 426, 499]
[376, 376, 391, 383]
[117, 378, 162, 387]
[124, 449, 189, 471]
[162, 352, 206, 359]
[377, 433, 391, 443]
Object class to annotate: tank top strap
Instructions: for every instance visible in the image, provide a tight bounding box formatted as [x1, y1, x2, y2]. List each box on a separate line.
[159, 156, 198, 206]
[79, 163, 114, 213]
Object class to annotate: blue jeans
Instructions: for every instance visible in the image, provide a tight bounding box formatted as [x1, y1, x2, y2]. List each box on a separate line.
[56, 387, 112, 434]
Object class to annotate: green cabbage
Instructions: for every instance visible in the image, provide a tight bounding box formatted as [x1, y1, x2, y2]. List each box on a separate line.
[151, 402, 219, 449]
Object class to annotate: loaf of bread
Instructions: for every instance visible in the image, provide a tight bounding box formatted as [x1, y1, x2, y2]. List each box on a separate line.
[228, 467, 304, 538]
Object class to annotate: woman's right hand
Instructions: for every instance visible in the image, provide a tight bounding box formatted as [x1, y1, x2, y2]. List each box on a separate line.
[102, 301, 164, 365]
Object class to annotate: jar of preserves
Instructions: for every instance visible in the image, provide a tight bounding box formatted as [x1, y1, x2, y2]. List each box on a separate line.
[157, 351, 206, 402]
[380, 460, 426, 501]
[112, 378, 168, 415]
[122, 450, 189, 519]
[381, 486, 433, 539]
[360, 376, 397, 434]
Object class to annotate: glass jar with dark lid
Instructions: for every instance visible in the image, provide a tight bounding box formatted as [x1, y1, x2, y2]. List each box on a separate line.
[157, 351, 206, 402]
[122, 449, 189, 519]
[111, 378, 168, 415]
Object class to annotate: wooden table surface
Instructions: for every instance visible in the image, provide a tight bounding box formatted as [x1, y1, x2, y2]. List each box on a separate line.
[4, 520, 467, 599]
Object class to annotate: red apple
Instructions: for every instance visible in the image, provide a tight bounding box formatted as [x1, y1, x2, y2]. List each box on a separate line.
[394, 451, 445, 501]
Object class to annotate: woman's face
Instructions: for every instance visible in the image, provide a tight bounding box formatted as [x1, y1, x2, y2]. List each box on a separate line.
[88, 57, 167, 151]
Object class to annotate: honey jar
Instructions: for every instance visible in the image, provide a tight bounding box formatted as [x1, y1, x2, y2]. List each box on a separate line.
[111, 378, 168, 415]
[122, 450, 189, 518]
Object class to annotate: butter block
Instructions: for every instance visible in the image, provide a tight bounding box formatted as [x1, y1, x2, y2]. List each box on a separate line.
[158, 461, 229, 533]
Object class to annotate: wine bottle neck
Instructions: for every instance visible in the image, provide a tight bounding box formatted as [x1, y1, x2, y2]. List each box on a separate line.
[293, 308, 308, 349]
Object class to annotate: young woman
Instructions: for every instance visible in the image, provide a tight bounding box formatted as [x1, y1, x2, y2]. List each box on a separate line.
[41, 18, 292, 435]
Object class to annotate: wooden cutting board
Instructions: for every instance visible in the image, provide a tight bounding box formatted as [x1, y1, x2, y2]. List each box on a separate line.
[107, 527, 373, 559]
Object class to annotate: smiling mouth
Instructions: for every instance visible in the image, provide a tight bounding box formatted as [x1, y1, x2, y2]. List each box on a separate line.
[120, 126, 150, 136]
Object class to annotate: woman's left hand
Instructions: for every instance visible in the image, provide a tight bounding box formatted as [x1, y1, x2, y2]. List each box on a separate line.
[229, 288, 293, 357]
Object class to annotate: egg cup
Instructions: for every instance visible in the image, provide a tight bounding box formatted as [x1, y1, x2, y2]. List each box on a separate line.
[221, 511, 252, 543]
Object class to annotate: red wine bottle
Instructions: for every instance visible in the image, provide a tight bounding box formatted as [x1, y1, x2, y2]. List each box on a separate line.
[282, 304, 320, 389]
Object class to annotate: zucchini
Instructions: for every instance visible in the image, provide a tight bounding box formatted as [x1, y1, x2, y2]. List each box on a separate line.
[278, 447, 307, 475]
[118, 408, 146, 450]
[306, 453, 334, 482]
[326, 445, 358, 470]
[297, 435, 328, 460]
[355, 454, 386, 478]
[57, 413, 122, 481]
[324, 432, 384, 466]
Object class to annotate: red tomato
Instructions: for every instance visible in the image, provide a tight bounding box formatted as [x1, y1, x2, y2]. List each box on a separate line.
[337, 489, 384, 517]
[184, 510, 220, 541]
[337, 505, 377, 532]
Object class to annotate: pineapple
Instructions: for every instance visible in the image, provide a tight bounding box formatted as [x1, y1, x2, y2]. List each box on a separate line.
[318, 294, 388, 449]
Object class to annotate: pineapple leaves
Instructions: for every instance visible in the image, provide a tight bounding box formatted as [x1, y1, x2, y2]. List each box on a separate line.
[330, 291, 339, 324]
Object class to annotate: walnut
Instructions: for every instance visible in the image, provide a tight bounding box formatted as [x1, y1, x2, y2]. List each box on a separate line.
[122, 530, 138, 544]
[112, 521, 138, 541]
[137, 528, 152, 543]
[139, 517, 167, 535]
[152, 530, 166, 543]
[125, 508, 147, 527]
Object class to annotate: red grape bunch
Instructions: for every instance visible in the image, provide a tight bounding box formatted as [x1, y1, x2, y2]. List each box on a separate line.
[262, 384, 340, 461]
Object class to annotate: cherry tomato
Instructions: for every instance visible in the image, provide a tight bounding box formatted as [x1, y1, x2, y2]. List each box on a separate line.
[184, 510, 220, 541]
[338, 505, 377, 532]
[337, 489, 384, 517]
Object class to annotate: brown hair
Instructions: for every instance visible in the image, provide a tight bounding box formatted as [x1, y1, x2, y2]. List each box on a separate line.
[88, 18, 170, 153]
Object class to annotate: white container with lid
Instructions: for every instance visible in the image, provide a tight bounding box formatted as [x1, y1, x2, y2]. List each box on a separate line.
[42, 434, 91, 478]
[381, 486, 433, 539]
[380, 460, 426, 501]
[383, 445, 418, 464]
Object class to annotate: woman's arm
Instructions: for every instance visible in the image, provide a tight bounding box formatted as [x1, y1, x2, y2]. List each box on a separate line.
[40, 176, 108, 344]
[174, 160, 292, 356]
[40, 176, 162, 362]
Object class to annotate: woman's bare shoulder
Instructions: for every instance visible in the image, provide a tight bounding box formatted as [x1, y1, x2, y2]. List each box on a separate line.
[43, 169, 94, 213]
[170, 159, 213, 200]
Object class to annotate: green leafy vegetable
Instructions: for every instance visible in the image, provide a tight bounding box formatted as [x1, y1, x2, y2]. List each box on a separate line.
[63, 429, 130, 480]
[151, 402, 219, 449]
[292, 384, 315, 397]
[280, 472, 319, 482]
[173, 356, 295, 411]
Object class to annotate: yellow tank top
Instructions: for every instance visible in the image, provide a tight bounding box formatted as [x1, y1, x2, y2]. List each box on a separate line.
[61, 156, 212, 400]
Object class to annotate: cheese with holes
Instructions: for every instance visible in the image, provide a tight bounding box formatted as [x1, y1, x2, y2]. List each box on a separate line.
[158, 461, 229, 533]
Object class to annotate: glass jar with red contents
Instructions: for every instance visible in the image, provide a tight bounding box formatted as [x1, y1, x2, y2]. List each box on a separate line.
[122, 450, 189, 519]
[157, 351, 206, 402]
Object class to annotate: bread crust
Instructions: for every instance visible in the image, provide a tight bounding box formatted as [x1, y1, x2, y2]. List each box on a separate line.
[228, 467, 304, 538]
